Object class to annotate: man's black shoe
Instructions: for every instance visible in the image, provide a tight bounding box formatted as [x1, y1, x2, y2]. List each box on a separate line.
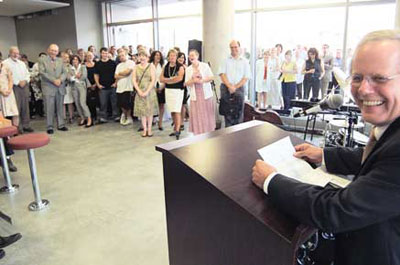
[7, 159, 17, 172]
[47, 129, 54, 134]
[0, 233, 22, 248]
[0, 249, 4, 259]
[57, 127, 68, 131]
[23, 127, 34, 133]
[137, 127, 143, 132]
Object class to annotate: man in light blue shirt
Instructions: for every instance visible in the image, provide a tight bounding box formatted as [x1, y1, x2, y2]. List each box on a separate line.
[219, 40, 251, 127]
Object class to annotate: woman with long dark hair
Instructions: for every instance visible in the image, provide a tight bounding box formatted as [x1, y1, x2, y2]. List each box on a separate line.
[149, 50, 165, 130]
[302, 48, 325, 101]
[177, 52, 189, 130]
[69, 55, 92, 127]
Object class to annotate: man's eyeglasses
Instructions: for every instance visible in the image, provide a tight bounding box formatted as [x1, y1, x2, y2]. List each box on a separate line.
[348, 73, 400, 87]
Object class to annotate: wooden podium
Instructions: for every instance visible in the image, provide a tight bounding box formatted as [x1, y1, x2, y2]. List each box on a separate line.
[156, 121, 316, 265]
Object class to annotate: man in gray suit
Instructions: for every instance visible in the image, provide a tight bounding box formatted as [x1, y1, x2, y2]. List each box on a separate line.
[321, 44, 334, 98]
[39, 44, 68, 134]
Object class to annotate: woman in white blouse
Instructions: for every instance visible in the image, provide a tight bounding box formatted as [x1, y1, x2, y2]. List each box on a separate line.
[255, 50, 270, 109]
[266, 47, 283, 108]
[184, 49, 215, 135]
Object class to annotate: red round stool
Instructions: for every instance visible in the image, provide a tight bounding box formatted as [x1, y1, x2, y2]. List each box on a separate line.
[0, 126, 19, 194]
[8, 133, 50, 211]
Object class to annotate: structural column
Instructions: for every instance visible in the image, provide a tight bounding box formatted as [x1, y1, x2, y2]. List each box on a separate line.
[203, 0, 235, 124]
[203, 0, 234, 87]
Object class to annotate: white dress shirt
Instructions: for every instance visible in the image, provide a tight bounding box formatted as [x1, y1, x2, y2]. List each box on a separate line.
[218, 55, 251, 85]
[3, 58, 30, 85]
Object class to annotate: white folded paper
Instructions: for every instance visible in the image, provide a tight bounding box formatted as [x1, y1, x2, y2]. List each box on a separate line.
[257, 136, 334, 187]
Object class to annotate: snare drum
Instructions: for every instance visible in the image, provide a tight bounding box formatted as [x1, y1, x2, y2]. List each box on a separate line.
[338, 128, 368, 147]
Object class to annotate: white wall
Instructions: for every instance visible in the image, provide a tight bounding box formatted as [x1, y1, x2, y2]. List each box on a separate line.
[74, 0, 103, 52]
[0, 16, 18, 60]
[15, 1, 78, 60]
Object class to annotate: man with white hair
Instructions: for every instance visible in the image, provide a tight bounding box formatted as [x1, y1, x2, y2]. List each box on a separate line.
[252, 30, 400, 264]
[39, 44, 68, 134]
[3, 46, 33, 132]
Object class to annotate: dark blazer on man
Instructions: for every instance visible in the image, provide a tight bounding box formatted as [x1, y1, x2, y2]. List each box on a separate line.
[268, 116, 400, 265]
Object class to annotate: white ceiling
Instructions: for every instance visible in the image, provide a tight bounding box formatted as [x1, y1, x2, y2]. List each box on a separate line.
[0, 0, 69, 17]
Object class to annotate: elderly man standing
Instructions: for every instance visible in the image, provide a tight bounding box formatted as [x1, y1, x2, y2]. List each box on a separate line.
[252, 30, 400, 265]
[3, 46, 34, 133]
[39, 44, 68, 134]
[219, 40, 251, 127]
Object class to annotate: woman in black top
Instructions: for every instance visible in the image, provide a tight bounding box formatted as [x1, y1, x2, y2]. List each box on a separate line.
[160, 49, 185, 140]
[302, 48, 325, 102]
[85, 51, 99, 122]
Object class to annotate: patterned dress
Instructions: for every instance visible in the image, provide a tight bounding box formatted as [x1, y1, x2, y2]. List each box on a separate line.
[134, 64, 158, 117]
[189, 70, 215, 135]
[0, 64, 19, 117]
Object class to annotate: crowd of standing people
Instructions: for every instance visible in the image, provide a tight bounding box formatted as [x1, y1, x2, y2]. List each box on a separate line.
[0, 41, 348, 141]
[255, 43, 346, 111]
[0, 43, 219, 140]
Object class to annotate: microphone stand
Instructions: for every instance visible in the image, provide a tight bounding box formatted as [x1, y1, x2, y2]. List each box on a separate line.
[344, 111, 358, 147]
[303, 113, 318, 141]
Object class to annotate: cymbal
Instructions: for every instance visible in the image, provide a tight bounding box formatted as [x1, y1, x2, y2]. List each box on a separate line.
[330, 119, 364, 129]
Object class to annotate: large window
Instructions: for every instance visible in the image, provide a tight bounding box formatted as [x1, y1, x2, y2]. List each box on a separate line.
[105, 0, 202, 52]
[110, 0, 152, 23]
[256, 7, 346, 54]
[158, 0, 201, 18]
[346, 3, 396, 50]
[159, 16, 202, 56]
[234, 13, 252, 60]
[256, 0, 346, 9]
[113, 23, 154, 49]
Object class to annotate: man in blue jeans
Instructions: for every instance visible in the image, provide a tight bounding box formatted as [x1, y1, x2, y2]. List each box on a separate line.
[218, 40, 251, 127]
[94, 47, 118, 123]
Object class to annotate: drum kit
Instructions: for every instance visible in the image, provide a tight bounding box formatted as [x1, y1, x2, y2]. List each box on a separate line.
[323, 67, 369, 148]
[324, 117, 369, 148]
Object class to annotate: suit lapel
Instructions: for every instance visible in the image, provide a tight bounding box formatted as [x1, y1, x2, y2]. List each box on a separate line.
[357, 117, 400, 176]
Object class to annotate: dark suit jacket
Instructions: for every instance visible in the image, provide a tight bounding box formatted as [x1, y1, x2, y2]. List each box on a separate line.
[269, 116, 400, 265]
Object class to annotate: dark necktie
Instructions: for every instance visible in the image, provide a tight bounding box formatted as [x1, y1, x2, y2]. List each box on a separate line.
[361, 127, 377, 164]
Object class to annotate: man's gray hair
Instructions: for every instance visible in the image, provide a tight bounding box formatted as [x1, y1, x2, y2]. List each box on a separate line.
[349, 29, 400, 73]
[356, 29, 400, 50]
[9, 46, 19, 54]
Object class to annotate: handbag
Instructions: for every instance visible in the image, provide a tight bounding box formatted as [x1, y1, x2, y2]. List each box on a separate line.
[219, 92, 242, 118]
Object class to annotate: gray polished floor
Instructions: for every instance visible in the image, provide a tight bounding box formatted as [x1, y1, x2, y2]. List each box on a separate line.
[0, 118, 181, 265]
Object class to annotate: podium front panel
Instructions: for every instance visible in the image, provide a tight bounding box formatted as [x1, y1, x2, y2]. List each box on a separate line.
[157, 121, 315, 265]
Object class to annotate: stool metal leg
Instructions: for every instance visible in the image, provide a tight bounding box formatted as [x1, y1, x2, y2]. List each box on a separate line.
[0, 138, 18, 194]
[27, 149, 49, 211]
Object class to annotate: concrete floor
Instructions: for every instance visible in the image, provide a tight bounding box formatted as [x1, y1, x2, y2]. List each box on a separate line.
[0, 118, 182, 265]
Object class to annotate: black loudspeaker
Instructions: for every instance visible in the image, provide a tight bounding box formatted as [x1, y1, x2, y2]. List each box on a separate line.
[188, 39, 202, 63]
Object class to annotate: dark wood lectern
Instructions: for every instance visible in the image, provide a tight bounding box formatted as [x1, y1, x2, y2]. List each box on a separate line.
[156, 120, 316, 265]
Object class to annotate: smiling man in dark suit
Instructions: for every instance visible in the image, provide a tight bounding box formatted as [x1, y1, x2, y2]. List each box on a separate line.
[252, 29, 400, 265]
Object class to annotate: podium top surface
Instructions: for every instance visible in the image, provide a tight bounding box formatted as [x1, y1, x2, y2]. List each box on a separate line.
[156, 120, 314, 244]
